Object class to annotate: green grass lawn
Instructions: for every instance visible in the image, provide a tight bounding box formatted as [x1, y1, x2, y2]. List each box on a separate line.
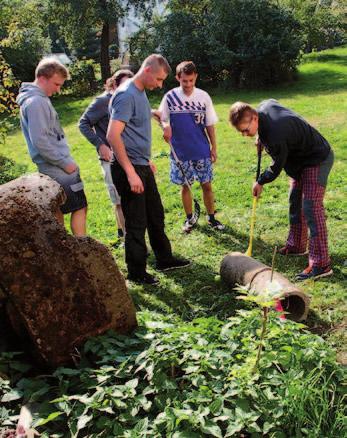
[4, 47, 347, 360]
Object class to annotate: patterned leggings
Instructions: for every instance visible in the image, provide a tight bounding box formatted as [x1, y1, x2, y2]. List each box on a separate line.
[286, 150, 334, 268]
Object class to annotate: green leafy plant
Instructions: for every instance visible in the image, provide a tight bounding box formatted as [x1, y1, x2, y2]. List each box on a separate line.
[1, 311, 345, 437]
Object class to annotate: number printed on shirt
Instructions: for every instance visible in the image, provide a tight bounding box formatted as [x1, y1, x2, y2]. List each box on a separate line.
[194, 112, 205, 125]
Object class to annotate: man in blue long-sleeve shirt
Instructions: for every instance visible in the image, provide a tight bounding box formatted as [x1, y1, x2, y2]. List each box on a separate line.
[229, 100, 334, 281]
[79, 69, 133, 239]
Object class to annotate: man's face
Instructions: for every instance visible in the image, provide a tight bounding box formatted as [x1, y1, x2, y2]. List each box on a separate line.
[145, 66, 167, 90]
[237, 114, 259, 137]
[177, 72, 197, 95]
[42, 73, 65, 97]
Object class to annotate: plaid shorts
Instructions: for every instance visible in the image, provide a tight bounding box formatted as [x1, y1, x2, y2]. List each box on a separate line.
[170, 157, 213, 185]
[38, 163, 88, 214]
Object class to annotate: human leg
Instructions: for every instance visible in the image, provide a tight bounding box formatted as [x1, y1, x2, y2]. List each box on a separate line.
[296, 151, 334, 280]
[38, 163, 88, 236]
[111, 163, 148, 278]
[181, 184, 193, 216]
[282, 177, 308, 254]
[101, 160, 125, 236]
[71, 206, 87, 236]
[201, 181, 214, 215]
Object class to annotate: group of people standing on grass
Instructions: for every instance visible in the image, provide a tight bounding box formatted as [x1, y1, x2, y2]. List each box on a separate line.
[16, 53, 334, 285]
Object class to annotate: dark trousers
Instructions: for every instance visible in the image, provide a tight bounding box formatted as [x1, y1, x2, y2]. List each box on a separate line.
[111, 162, 173, 277]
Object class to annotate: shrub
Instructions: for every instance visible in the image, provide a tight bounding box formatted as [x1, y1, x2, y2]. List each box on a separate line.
[63, 59, 99, 97]
[0, 155, 27, 185]
[206, 0, 303, 88]
[0, 53, 19, 146]
[1, 310, 345, 437]
[129, 0, 303, 88]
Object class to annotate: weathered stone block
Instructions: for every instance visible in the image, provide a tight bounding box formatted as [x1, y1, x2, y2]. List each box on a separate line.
[0, 173, 137, 367]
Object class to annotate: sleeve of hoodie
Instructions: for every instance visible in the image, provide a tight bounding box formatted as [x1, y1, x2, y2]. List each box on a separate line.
[257, 142, 288, 185]
[78, 96, 107, 150]
[26, 98, 74, 169]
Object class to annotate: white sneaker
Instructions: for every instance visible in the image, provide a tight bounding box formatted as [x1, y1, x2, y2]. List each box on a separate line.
[182, 213, 198, 233]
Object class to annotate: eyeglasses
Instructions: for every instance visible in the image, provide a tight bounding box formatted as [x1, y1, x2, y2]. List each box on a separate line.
[238, 116, 254, 135]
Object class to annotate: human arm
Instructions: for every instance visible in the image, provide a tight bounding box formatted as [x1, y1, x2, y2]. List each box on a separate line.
[26, 98, 76, 171]
[206, 125, 217, 162]
[78, 96, 113, 161]
[106, 120, 144, 194]
[257, 142, 288, 185]
[158, 95, 172, 143]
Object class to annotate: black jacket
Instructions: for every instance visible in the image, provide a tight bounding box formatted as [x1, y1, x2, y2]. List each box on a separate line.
[257, 99, 331, 184]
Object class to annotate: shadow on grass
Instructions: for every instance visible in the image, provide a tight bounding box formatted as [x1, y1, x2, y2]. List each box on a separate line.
[129, 256, 252, 322]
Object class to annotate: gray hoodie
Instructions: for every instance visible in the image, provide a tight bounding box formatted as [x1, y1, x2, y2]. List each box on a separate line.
[16, 83, 74, 169]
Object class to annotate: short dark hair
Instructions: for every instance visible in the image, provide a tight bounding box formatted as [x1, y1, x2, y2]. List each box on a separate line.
[229, 102, 257, 127]
[176, 61, 197, 77]
[142, 54, 171, 74]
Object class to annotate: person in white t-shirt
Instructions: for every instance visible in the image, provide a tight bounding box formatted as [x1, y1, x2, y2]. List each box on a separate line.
[158, 61, 224, 232]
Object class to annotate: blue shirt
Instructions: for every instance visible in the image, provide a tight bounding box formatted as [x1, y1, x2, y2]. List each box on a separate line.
[159, 87, 218, 162]
[110, 81, 151, 166]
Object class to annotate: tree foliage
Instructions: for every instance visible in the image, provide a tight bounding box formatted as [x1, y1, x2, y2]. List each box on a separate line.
[0, 0, 51, 82]
[130, 0, 303, 88]
[278, 0, 346, 51]
[48, 0, 156, 82]
[0, 53, 19, 145]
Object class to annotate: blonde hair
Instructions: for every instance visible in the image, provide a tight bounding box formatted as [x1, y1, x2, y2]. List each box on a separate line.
[35, 58, 69, 80]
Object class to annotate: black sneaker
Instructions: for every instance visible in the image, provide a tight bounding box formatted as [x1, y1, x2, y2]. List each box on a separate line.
[206, 216, 225, 230]
[296, 265, 333, 281]
[117, 228, 124, 238]
[156, 257, 191, 272]
[127, 272, 159, 285]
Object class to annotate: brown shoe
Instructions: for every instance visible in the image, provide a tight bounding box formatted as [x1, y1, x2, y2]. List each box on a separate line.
[278, 245, 308, 256]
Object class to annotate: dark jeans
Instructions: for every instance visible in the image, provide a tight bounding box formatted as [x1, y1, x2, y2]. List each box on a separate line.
[111, 162, 173, 277]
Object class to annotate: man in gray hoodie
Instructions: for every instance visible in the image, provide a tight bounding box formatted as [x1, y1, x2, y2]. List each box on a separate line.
[17, 58, 87, 236]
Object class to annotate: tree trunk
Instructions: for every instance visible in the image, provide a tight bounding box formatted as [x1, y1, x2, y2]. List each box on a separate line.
[100, 21, 111, 83]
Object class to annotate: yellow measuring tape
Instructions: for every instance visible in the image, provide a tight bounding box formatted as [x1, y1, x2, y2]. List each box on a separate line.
[245, 196, 258, 257]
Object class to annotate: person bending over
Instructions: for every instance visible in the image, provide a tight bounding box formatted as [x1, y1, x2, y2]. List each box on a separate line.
[229, 99, 334, 281]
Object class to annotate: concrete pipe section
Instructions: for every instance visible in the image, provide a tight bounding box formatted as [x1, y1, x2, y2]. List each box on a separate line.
[220, 252, 310, 321]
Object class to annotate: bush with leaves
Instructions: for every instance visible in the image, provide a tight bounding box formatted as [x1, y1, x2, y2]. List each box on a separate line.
[0, 0, 51, 82]
[0, 53, 20, 145]
[129, 0, 303, 88]
[1, 310, 346, 437]
[206, 0, 303, 88]
[63, 59, 99, 97]
[278, 0, 346, 52]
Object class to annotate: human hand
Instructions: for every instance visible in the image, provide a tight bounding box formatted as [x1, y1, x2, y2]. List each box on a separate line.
[127, 171, 144, 194]
[252, 182, 263, 198]
[163, 125, 172, 143]
[64, 162, 78, 174]
[151, 109, 161, 123]
[211, 148, 217, 163]
[149, 160, 157, 174]
[98, 144, 113, 161]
